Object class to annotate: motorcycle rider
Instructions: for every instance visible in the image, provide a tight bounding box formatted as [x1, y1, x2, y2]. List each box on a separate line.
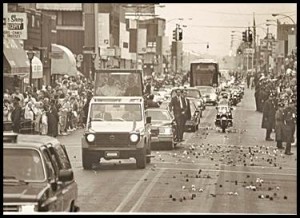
[216, 93, 233, 123]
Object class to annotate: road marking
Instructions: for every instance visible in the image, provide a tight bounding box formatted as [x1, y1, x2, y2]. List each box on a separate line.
[114, 169, 152, 212]
[129, 169, 165, 213]
[151, 161, 297, 171]
[156, 166, 297, 177]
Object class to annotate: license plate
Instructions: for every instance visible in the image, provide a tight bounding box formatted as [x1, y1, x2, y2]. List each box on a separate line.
[105, 152, 119, 158]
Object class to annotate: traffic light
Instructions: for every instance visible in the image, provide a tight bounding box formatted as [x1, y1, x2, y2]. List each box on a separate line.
[242, 31, 247, 42]
[172, 28, 178, 41]
[248, 31, 253, 43]
[178, 28, 183, 41]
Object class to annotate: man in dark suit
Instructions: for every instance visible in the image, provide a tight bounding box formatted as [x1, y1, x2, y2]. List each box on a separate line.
[11, 97, 22, 133]
[182, 89, 191, 128]
[169, 89, 186, 142]
[261, 93, 276, 141]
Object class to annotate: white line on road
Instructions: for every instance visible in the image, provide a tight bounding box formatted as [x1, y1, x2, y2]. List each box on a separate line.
[151, 161, 297, 171]
[156, 166, 296, 177]
[114, 169, 152, 212]
[129, 169, 165, 213]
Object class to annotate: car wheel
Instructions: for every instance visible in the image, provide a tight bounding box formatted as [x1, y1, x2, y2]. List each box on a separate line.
[82, 150, 98, 170]
[146, 146, 151, 163]
[165, 141, 174, 150]
[191, 126, 196, 132]
[136, 148, 146, 169]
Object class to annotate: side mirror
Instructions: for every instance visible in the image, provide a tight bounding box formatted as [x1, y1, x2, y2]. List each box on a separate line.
[58, 169, 74, 182]
[146, 116, 151, 124]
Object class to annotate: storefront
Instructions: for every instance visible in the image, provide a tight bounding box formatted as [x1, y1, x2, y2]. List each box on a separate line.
[3, 38, 30, 92]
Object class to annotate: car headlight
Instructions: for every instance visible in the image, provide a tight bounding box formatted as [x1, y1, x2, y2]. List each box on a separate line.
[20, 204, 38, 213]
[129, 133, 139, 143]
[159, 127, 172, 135]
[86, 134, 95, 142]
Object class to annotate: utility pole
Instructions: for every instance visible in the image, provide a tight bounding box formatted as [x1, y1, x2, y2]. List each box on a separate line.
[94, 3, 99, 74]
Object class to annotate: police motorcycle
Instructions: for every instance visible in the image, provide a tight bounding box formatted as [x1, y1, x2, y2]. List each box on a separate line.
[214, 93, 234, 133]
[215, 105, 234, 133]
[230, 90, 239, 106]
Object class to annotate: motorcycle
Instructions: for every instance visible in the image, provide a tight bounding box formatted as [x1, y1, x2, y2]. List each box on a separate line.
[230, 92, 239, 106]
[215, 105, 233, 133]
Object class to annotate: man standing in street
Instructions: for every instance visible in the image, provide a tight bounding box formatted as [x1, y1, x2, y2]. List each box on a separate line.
[261, 93, 276, 141]
[169, 89, 186, 142]
[11, 97, 22, 133]
[283, 98, 296, 155]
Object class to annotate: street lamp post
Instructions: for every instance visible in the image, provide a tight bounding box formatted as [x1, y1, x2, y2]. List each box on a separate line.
[27, 50, 35, 87]
[272, 13, 296, 25]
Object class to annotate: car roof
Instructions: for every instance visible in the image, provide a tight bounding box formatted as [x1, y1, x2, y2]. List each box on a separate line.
[145, 108, 169, 112]
[171, 87, 200, 91]
[3, 133, 60, 149]
[196, 86, 214, 89]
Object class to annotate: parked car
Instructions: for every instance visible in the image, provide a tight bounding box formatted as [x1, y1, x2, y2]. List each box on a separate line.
[145, 108, 177, 150]
[184, 98, 201, 132]
[3, 133, 79, 213]
[196, 86, 219, 106]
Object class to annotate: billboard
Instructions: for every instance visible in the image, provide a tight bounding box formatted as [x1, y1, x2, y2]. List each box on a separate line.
[98, 13, 110, 48]
[5, 13, 27, 40]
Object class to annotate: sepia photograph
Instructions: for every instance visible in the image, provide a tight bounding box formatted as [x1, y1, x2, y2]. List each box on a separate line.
[3, 2, 297, 215]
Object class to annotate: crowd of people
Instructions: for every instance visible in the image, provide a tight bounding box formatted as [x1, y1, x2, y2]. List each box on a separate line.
[3, 57, 297, 155]
[252, 55, 297, 155]
[3, 75, 94, 137]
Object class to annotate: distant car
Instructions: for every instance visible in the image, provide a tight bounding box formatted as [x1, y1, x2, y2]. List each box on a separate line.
[170, 87, 205, 117]
[3, 133, 79, 213]
[145, 108, 176, 150]
[196, 86, 218, 106]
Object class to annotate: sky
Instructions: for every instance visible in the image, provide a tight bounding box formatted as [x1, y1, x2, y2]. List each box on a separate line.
[155, 3, 297, 58]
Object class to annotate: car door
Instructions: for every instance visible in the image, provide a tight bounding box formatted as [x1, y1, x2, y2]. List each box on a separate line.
[53, 144, 78, 212]
[41, 148, 64, 212]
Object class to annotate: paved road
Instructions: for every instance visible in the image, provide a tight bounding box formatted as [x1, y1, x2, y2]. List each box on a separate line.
[58, 88, 297, 214]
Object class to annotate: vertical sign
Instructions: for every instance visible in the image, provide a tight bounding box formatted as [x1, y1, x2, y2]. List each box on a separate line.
[6, 13, 27, 39]
[98, 13, 110, 48]
[137, 28, 147, 54]
[288, 34, 296, 55]
[119, 22, 130, 59]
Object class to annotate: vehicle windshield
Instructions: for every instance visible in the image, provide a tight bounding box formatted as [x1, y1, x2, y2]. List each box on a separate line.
[198, 87, 215, 93]
[94, 72, 143, 96]
[90, 103, 142, 121]
[171, 90, 200, 98]
[146, 110, 171, 121]
[4, 148, 45, 182]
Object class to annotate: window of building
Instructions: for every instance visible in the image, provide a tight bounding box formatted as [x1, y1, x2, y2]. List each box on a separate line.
[56, 11, 82, 26]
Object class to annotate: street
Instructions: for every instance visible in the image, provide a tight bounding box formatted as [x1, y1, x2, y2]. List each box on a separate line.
[58, 88, 297, 214]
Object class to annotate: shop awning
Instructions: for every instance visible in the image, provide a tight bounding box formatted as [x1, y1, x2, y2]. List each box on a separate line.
[3, 38, 30, 75]
[32, 56, 43, 79]
[51, 44, 77, 77]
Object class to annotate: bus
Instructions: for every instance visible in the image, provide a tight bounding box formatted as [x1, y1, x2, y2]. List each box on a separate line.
[189, 59, 219, 87]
